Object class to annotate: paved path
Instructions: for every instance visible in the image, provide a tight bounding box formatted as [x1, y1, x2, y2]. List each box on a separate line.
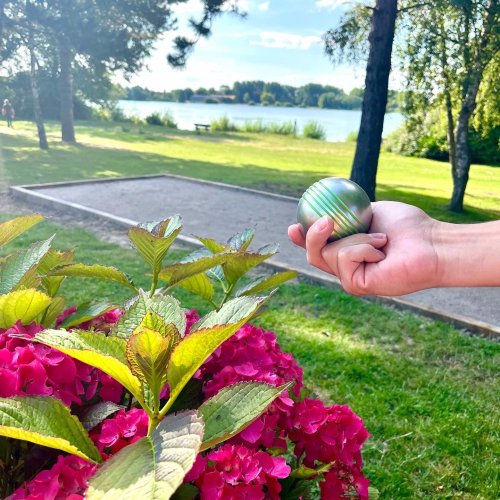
[12, 174, 500, 336]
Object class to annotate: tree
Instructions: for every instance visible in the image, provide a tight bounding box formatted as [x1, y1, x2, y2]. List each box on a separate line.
[404, 0, 499, 212]
[325, 0, 397, 201]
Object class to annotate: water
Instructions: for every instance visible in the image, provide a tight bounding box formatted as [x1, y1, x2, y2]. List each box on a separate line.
[118, 100, 404, 142]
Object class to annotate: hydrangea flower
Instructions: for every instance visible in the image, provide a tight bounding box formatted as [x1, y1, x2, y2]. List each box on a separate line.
[195, 444, 290, 500]
[288, 398, 370, 498]
[10, 455, 97, 500]
[90, 408, 148, 459]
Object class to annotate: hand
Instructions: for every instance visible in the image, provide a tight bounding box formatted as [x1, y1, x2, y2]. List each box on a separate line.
[288, 201, 441, 296]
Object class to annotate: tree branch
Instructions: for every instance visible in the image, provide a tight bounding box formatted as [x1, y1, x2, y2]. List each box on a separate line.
[397, 2, 430, 13]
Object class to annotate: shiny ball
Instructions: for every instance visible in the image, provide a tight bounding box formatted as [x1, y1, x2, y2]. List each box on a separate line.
[297, 177, 372, 241]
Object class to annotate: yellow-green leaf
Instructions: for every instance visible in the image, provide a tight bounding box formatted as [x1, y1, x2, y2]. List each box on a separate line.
[234, 271, 298, 297]
[0, 396, 101, 463]
[39, 249, 75, 296]
[48, 263, 137, 291]
[163, 295, 267, 415]
[227, 228, 255, 251]
[61, 301, 114, 328]
[0, 289, 52, 328]
[0, 214, 44, 247]
[40, 296, 66, 328]
[222, 245, 279, 285]
[87, 411, 203, 500]
[199, 381, 292, 451]
[34, 329, 143, 406]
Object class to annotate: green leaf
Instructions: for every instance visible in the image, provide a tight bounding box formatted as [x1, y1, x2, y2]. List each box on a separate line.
[175, 272, 214, 301]
[234, 271, 298, 297]
[137, 216, 182, 237]
[40, 296, 66, 328]
[86, 411, 204, 500]
[48, 263, 137, 291]
[126, 326, 177, 400]
[61, 301, 115, 328]
[0, 396, 101, 463]
[81, 402, 124, 431]
[39, 249, 75, 296]
[172, 484, 199, 500]
[290, 462, 332, 479]
[34, 329, 144, 406]
[199, 381, 291, 451]
[196, 236, 228, 254]
[164, 295, 267, 415]
[0, 237, 53, 294]
[159, 253, 228, 290]
[112, 292, 186, 340]
[129, 216, 183, 275]
[0, 214, 44, 247]
[0, 289, 52, 328]
[222, 245, 279, 286]
[227, 228, 255, 251]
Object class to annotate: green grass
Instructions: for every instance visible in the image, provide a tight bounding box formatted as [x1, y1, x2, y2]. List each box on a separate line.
[4, 218, 499, 498]
[1, 121, 499, 223]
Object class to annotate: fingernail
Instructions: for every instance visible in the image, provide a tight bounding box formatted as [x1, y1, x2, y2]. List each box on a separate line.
[315, 215, 330, 231]
[370, 233, 387, 240]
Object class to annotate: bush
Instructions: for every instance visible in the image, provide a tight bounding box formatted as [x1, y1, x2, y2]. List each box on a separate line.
[345, 130, 358, 143]
[210, 115, 239, 132]
[0, 214, 372, 499]
[241, 119, 297, 136]
[303, 120, 326, 140]
[145, 111, 177, 128]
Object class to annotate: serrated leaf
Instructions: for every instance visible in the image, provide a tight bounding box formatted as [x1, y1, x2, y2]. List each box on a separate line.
[48, 263, 137, 291]
[227, 228, 255, 251]
[199, 381, 291, 451]
[40, 296, 66, 328]
[34, 329, 143, 406]
[129, 216, 182, 275]
[86, 411, 204, 500]
[61, 301, 114, 328]
[222, 245, 279, 286]
[0, 289, 52, 328]
[176, 273, 214, 301]
[112, 292, 186, 340]
[159, 253, 228, 290]
[164, 296, 267, 414]
[0, 237, 53, 294]
[39, 249, 75, 296]
[0, 396, 101, 463]
[137, 216, 182, 237]
[234, 271, 298, 297]
[138, 311, 181, 343]
[196, 236, 228, 254]
[0, 214, 44, 247]
[126, 326, 177, 400]
[81, 401, 124, 431]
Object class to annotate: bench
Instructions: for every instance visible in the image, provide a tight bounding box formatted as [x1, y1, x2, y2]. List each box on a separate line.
[194, 123, 210, 133]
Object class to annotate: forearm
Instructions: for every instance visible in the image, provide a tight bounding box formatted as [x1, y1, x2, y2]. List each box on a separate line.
[433, 220, 500, 287]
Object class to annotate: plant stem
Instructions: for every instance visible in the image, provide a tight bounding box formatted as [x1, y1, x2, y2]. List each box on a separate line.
[149, 271, 159, 298]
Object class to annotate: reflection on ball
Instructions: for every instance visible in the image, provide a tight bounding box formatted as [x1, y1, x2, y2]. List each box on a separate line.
[297, 177, 372, 241]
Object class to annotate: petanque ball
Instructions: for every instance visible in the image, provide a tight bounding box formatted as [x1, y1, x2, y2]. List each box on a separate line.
[297, 177, 372, 241]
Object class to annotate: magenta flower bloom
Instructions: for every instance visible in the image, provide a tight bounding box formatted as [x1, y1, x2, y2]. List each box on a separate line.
[195, 444, 290, 499]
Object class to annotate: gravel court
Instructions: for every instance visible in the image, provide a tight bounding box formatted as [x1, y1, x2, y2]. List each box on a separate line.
[10, 174, 500, 338]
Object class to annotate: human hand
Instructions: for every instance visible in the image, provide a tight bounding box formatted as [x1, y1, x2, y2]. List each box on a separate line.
[288, 201, 441, 296]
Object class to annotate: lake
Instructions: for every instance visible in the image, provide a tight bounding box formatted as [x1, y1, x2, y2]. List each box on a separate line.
[118, 100, 404, 143]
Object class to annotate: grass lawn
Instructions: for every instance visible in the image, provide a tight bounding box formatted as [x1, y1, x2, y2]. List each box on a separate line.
[1, 121, 499, 223]
[4, 218, 499, 499]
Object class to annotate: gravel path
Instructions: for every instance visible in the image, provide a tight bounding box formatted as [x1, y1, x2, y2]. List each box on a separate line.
[7, 174, 500, 337]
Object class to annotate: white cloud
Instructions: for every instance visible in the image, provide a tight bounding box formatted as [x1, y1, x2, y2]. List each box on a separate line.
[315, 0, 352, 10]
[251, 32, 321, 50]
[258, 1, 270, 10]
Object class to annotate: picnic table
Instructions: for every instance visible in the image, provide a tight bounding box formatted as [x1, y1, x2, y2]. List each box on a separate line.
[195, 123, 210, 133]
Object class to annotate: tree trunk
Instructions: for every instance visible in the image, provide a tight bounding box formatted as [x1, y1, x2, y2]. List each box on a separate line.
[58, 38, 75, 143]
[350, 0, 398, 201]
[28, 29, 48, 150]
[449, 0, 497, 212]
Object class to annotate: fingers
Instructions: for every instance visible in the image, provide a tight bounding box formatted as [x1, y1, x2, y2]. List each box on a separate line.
[287, 224, 306, 249]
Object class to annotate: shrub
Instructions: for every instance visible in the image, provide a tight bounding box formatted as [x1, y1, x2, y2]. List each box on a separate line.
[345, 130, 358, 143]
[303, 120, 327, 140]
[268, 120, 298, 136]
[0, 214, 373, 500]
[145, 111, 177, 128]
[210, 115, 239, 132]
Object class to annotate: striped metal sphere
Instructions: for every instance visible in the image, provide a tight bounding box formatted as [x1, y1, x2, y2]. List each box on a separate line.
[297, 177, 372, 241]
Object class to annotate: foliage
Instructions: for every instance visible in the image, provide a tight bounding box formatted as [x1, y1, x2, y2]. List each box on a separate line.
[209, 115, 238, 132]
[0, 214, 374, 498]
[303, 120, 327, 140]
[145, 112, 177, 128]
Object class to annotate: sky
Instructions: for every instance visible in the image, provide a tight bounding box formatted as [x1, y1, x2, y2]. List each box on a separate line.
[126, 0, 400, 93]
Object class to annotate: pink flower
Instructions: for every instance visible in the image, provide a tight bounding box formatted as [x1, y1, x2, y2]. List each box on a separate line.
[90, 408, 148, 459]
[195, 444, 290, 500]
[11, 455, 97, 500]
